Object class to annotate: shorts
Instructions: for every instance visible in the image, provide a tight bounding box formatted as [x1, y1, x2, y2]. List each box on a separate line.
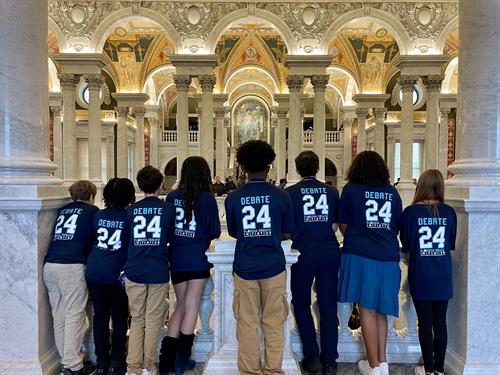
[170, 269, 211, 285]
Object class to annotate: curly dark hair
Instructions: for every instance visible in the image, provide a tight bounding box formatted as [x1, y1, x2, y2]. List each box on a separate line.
[295, 151, 319, 177]
[136, 165, 163, 193]
[179, 156, 212, 223]
[103, 178, 136, 209]
[236, 140, 276, 173]
[347, 151, 390, 187]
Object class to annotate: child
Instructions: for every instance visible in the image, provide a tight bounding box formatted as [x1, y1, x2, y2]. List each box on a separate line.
[286, 151, 341, 375]
[124, 166, 175, 375]
[225, 140, 294, 375]
[44, 180, 99, 375]
[159, 156, 221, 375]
[338, 151, 402, 375]
[85, 178, 136, 375]
[401, 170, 457, 375]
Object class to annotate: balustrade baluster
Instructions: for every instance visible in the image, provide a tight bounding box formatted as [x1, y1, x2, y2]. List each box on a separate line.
[337, 302, 353, 337]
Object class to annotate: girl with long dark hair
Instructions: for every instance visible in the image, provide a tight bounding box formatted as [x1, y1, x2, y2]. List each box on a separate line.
[401, 170, 457, 375]
[338, 151, 403, 375]
[159, 157, 221, 375]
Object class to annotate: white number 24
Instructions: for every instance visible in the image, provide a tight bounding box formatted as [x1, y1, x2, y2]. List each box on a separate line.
[55, 214, 79, 235]
[133, 215, 162, 239]
[97, 228, 122, 250]
[242, 205, 271, 230]
[365, 200, 392, 223]
[419, 226, 445, 249]
[303, 194, 329, 215]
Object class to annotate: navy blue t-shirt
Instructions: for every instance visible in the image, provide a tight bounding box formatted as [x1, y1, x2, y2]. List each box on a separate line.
[45, 201, 99, 264]
[166, 190, 221, 272]
[401, 203, 457, 300]
[286, 177, 340, 253]
[124, 196, 174, 284]
[85, 208, 130, 284]
[224, 179, 295, 280]
[339, 183, 402, 262]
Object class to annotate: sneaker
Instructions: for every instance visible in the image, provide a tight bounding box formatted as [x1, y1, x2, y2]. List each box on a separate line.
[435, 372, 444, 375]
[380, 362, 389, 375]
[322, 362, 337, 375]
[358, 360, 382, 375]
[415, 366, 434, 375]
[301, 356, 322, 373]
[141, 369, 157, 375]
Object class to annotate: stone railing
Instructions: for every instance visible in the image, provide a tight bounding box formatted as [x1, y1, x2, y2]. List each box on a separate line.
[161, 130, 199, 143]
[303, 131, 343, 144]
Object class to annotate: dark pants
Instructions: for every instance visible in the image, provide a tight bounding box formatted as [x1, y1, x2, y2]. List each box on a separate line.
[291, 250, 340, 365]
[413, 299, 449, 373]
[87, 281, 129, 365]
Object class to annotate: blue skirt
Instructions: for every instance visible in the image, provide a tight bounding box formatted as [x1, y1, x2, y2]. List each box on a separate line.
[338, 253, 401, 317]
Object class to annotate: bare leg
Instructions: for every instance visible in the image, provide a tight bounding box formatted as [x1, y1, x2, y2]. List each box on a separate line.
[179, 278, 207, 335]
[359, 305, 380, 368]
[376, 313, 388, 363]
[166, 282, 187, 338]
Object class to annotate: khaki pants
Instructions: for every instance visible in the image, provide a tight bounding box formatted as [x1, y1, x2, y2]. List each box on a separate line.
[125, 278, 169, 374]
[43, 262, 88, 371]
[233, 271, 288, 375]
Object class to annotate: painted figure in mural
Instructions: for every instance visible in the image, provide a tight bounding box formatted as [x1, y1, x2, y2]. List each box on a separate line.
[236, 101, 265, 145]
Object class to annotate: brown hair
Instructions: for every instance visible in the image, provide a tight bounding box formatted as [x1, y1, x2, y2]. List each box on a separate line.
[68, 180, 97, 201]
[347, 151, 390, 187]
[412, 169, 445, 204]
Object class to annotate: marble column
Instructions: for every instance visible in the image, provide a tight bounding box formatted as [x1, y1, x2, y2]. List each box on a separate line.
[134, 107, 146, 173]
[445, 2, 500, 374]
[174, 74, 191, 180]
[86, 74, 103, 184]
[214, 107, 227, 179]
[0, 1, 69, 373]
[148, 117, 159, 168]
[58, 73, 79, 182]
[199, 75, 216, 174]
[312, 75, 329, 181]
[356, 107, 369, 154]
[398, 76, 418, 184]
[272, 107, 288, 181]
[115, 106, 129, 178]
[387, 136, 396, 183]
[373, 107, 387, 159]
[51, 106, 63, 179]
[438, 107, 450, 176]
[286, 75, 304, 183]
[342, 109, 355, 178]
[423, 75, 443, 170]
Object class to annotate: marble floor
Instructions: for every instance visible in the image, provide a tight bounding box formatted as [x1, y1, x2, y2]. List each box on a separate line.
[184, 362, 418, 374]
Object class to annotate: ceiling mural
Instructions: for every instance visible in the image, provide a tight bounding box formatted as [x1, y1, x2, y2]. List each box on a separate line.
[48, 29, 60, 55]
[443, 27, 459, 56]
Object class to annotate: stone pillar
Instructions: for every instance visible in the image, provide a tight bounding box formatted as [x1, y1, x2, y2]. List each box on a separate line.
[115, 106, 129, 178]
[85, 74, 103, 184]
[356, 107, 369, 154]
[312, 75, 329, 181]
[341, 108, 356, 180]
[387, 136, 396, 183]
[423, 75, 444, 170]
[214, 107, 228, 180]
[134, 107, 146, 173]
[373, 107, 387, 159]
[51, 106, 63, 179]
[398, 76, 418, 184]
[0, 1, 68, 373]
[438, 107, 451, 176]
[272, 106, 288, 182]
[174, 74, 191, 180]
[58, 73, 79, 182]
[445, 2, 500, 373]
[199, 75, 216, 174]
[286, 75, 304, 183]
[148, 117, 159, 168]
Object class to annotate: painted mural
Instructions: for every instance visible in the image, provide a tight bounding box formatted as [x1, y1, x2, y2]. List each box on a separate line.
[232, 98, 268, 146]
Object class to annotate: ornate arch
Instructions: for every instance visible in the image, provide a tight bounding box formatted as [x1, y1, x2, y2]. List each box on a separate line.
[435, 16, 459, 54]
[48, 17, 68, 52]
[91, 8, 182, 53]
[223, 65, 279, 94]
[207, 8, 298, 54]
[319, 9, 411, 55]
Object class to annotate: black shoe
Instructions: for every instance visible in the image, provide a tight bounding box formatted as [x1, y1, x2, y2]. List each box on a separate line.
[107, 359, 126, 375]
[174, 351, 189, 375]
[159, 336, 178, 374]
[62, 368, 84, 375]
[83, 361, 97, 375]
[96, 358, 109, 375]
[322, 362, 337, 375]
[301, 356, 322, 373]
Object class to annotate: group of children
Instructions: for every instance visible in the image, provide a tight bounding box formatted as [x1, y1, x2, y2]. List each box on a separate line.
[44, 139, 456, 375]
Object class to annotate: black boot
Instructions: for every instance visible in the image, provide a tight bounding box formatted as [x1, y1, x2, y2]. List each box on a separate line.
[159, 336, 178, 375]
[174, 332, 195, 375]
[107, 358, 126, 375]
[322, 362, 337, 375]
[96, 358, 109, 375]
[301, 356, 322, 373]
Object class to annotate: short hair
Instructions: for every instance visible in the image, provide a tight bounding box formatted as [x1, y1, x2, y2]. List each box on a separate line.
[68, 180, 97, 201]
[295, 151, 319, 177]
[236, 140, 276, 173]
[413, 169, 445, 204]
[347, 151, 390, 187]
[136, 165, 163, 193]
[103, 178, 136, 209]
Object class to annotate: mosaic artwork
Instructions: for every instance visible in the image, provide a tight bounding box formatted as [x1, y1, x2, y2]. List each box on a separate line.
[233, 98, 268, 146]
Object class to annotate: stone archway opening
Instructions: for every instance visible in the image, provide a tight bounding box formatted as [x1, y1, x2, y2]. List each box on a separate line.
[325, 158, 338, 187]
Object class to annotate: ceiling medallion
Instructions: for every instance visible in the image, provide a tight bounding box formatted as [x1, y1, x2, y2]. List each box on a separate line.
[417, 6, 433, 26]
[303, 45, 314, 54]
[187, 6, 202, 26]
[375, 28, 388, 39]
[302, 7, 316, 26]
[70, 6, 87, 24]
[189, 45, 199, 53]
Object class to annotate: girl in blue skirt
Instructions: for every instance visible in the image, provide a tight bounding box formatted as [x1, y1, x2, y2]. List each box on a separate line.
[338, 151, 403, 375]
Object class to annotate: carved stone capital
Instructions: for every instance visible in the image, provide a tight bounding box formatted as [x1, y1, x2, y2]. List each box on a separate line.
[272, 107, 289, 118]
[58, 73, 78, 89]
[214, 107, 229, 118]
[85, 74, 104, 91]
[199, 75, 216, 93]
[115, 106, 129, 118]
[148, 118, 160, 128]
[311, 75, 329, 92]
[356, 107, 369, 117]
[51, 106, 63, 117]
[374, 107, 387, 118]
[440, 107, 451, 118]
[133, 107, 147, 118]
[173, 74, 192, 92]
[422, 75, 444, 92]
[399, 76, 419, 93]
[286, 75, 304, 92]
